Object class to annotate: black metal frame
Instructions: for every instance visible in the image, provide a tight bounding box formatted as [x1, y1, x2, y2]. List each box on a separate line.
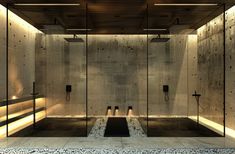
[146, 3, 149, 137]
[86, 2, 88, 137]
[223, 3, 226, 137]
[6, 3, 9, 137]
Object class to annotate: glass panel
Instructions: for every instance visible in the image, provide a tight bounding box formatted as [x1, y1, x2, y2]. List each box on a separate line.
[7, 5, 42, 136]
[0, 4, 6, 138]
[87, 1, 148, 137]
[148, 2, 225, 137]
[7, 1, 87, 137]
[225, 3, 235, 137]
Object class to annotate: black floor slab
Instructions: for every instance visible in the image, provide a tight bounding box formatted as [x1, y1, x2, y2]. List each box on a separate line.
[10, 118, 96, 137]
[147, 118, 222, 137]
[104, 117, 130, 137]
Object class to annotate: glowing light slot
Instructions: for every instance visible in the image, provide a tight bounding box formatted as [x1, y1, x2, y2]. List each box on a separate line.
[127, 106, 133, 117]
[106, 106, 112, 116]
[14, 3, 80, 6]
[11, 96, 17, 99]
[8, 110, 45, 136]
[189, 116, 235, 137]
[0, 97, 46, 138]
[114, 106, 119, 116]
[66, 29, 92, 31]
[154, 3, 218, 6]
[143, 29, 167, 31]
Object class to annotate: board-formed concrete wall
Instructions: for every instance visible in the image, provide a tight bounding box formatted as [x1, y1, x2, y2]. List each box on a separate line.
[225, 6, 235, 130]
[7, 10, 42, 99]
[0, 5, 6, 101]
[40, 35, 87, 117]
[148, 35, 194, 116]
[42, 34, 194, 117]
[0, 4, 6, 138]
[196, 14, 224, 126]
[87, 35, 147, 116]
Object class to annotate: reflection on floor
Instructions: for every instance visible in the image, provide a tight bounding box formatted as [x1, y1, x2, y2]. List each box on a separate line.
[10, 118, 95, 137]
[147, 118, 222, 137]
[9, 117, 221, 137]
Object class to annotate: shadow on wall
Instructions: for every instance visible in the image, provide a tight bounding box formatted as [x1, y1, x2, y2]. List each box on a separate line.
[148, 34, 190, 116]
[88, 35, 147, 116]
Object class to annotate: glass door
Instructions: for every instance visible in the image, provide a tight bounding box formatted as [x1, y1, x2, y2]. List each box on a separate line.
[147, 1, 225, 137]
[7, 1, 88, 137]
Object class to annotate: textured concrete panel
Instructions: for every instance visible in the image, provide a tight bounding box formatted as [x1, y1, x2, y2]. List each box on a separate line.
[87, 35, 147, 116]
[7, 10, 41, 99]
[0, 5, 6, 102]
[197, 14, 224, 126]
[148, 34, 190, 116]
[41, 35, 87, 116]
[225, 6, 235, 130]
[187, 35, 198, 116]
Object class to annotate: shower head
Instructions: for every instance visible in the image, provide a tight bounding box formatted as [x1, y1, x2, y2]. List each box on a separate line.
[64, 38, 84, 42]
[151, 37, 170, 43]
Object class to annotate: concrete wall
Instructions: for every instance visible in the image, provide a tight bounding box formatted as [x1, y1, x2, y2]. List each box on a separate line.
[0, 5, 6, 101]
[7, 10, 41, 99]
[44, 34, 194, 117]
[187, 35, 198, 116]
[148, 35, 192, 116]
[88, 35, 147, 116]
[196, 14, 224, 126]
[43, 35, 87, 117]
[0, 5, 43, 138]
[0, 4, 6, 138]
[225, 6, 235, 131]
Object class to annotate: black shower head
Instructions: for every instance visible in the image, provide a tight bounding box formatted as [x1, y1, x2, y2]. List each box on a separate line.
[151, 37, 170, 43]
[64, 38, 84, 42]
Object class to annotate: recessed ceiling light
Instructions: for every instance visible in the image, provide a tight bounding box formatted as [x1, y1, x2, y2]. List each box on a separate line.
[66, 29, 92, 31]
[154, 3, 218, 6]
[144, 29, 167, 31]
[14, 3, 80, 6]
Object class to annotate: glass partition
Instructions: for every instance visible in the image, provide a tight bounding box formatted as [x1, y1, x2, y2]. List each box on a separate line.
[147, 2, 225, 137]
[7, 2, 88, 137]
[0, 1, 230, 138]
[0, 4, 6, 138]
[225, 3, 235, 135]
[87, 2, 148, 137]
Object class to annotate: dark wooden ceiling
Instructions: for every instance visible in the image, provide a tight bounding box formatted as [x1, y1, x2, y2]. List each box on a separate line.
[1, 0, 235, 34]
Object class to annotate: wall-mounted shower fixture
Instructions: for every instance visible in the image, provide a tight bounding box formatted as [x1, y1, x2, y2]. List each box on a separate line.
[64, 34, 84, 42]
[127, 106, 133, 116]
[163, 85, 169, 102]
[106, 106, 112, 116]
[66, 85, 72, 101]
[151, 35, 170, 43]
[114, 106, 119, 116]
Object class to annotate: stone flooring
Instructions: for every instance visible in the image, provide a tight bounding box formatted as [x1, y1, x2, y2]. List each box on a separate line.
[88, 117, 146, 137]
[1, 137, 235, 153]
[0, 117, 235, 153]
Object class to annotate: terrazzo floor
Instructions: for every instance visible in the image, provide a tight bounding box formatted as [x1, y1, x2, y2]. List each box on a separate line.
[1, 117, 235, 153]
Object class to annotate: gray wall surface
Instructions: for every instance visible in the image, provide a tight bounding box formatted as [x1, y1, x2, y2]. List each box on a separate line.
[226, 6, 235, 130]
[87, 35, 147, 116]
[196, 14, 224, 125]
[148, 35, 192, 116]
